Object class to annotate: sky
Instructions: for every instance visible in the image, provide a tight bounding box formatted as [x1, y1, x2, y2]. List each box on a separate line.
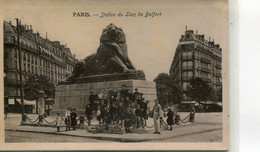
[3, 0, 228, 81]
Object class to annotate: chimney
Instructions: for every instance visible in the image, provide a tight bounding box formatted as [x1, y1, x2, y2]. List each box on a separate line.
[209, 37, 211, 41]
[30, 25, 33, 33]
[196, 30, 198, 35]
[25, 24, 27, 30]
[27, 25, 29, 30]
[185, 26, 187, 32]
[9, 21, 11, 25]
[46, 32, 48, 39]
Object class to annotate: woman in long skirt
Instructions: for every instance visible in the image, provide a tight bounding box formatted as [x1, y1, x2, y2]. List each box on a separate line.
[167, 109, 174, 130]
[153, 99, 162, 134]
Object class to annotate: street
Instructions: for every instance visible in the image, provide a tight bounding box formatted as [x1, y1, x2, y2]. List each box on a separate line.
[5, 130, 114, 142]
[4, 112, 223, 143]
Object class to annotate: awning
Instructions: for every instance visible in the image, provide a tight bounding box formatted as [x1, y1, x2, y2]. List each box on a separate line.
[16, 99, 36, 106]
[181, 101, 200, 106]
[45, 98, 54, 105]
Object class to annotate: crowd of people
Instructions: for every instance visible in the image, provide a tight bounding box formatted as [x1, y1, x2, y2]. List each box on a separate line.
[55, 84, 195, 134]
[85, 85, 150, 132]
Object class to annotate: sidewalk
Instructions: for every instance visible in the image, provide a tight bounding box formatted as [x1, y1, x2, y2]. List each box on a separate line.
[5, 113, 223, 142]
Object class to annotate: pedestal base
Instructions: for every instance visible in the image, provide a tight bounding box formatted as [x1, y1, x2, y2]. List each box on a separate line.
[51, 79, 157, 115]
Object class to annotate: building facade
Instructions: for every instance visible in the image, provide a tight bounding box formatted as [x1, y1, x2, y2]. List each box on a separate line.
[169, 29, 222, 95]
[4, 21, 78, 101]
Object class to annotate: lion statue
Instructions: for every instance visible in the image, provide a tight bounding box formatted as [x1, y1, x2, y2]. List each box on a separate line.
[65, 23, 145, 82]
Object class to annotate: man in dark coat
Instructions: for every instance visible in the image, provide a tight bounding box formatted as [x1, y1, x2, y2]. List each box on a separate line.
[70, 108, 78, 130]
[89, 91, 97, 110]
[85, 104, 93, 126]
[141, 100, 149, 126]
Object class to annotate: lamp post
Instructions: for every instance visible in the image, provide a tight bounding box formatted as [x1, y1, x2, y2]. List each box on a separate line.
[16, 18, 26, 123]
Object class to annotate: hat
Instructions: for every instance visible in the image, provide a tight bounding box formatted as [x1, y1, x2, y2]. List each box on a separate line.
[121, 84, 126, 87]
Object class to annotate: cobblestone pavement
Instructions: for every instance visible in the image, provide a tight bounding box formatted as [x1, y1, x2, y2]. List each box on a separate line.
[5, 130, 115, 142]
[4, 112, 223, 142]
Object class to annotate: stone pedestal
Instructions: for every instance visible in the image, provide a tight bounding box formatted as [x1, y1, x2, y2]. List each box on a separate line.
[51, 79, 157, 115]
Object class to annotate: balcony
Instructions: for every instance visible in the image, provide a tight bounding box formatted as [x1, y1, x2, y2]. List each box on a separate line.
[182, 66, 193, 71]
[200, 57, 211, 64]
[182, 56, 193, 61]
[200, 67, 211, 73]
[216, 63, 221, 69]
[216, 81, 222, 86]
[216, 73, 222, 77]
[182, 76, 193, 81]
[198, 77, 212, 83]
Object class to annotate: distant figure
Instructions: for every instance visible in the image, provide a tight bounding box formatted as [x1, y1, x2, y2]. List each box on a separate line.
[153, 99, 161, 134]
[79, 115, 85, 129]
[133, 88, 140, 100]
[120, 85, 128, 101]
[89, 91, 96, 108]
[85, 104, 93, 126]
[96, 106, 101, 124]
[65, 107, 71, 131]
[135, 104, 143, 128]
[142, 100, 149, 126]
[70, 108, 78, 130]
[56, 112, 63, 132]
[167, 108, 174, 130]
[118, 101, 125, 126]
[124, 107, 135, 133]
[190, 105, 196, 123]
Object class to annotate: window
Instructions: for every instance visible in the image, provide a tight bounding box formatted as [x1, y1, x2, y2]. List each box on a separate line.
[28, 64, 30, 72]
[32, 66, 34, 74]
[14, 60, 17, 69]
[14, 49, 17, 58]
[23, 63, 26, 71]
[31, 55, 34, 64]
[35, 67, 37, 74]
[183, 51, 193, 59]
[35, 57, 37, 65]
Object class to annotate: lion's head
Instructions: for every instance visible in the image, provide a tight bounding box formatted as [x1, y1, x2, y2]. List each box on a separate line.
[100, 23, 126, 44]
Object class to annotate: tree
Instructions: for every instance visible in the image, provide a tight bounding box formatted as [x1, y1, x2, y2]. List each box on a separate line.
[24, 75, 55, 101]
[154, 73, 183, 108]
[186, 77, 218, 104]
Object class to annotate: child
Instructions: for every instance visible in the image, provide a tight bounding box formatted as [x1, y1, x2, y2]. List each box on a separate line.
[65, 107, 71, 131]
[56, 112, 62, 132]
[135, 104, 143, 128]
[70, 108, 77, 130]
[96, 106, 101, 124]
[124, 107, 135, 133]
